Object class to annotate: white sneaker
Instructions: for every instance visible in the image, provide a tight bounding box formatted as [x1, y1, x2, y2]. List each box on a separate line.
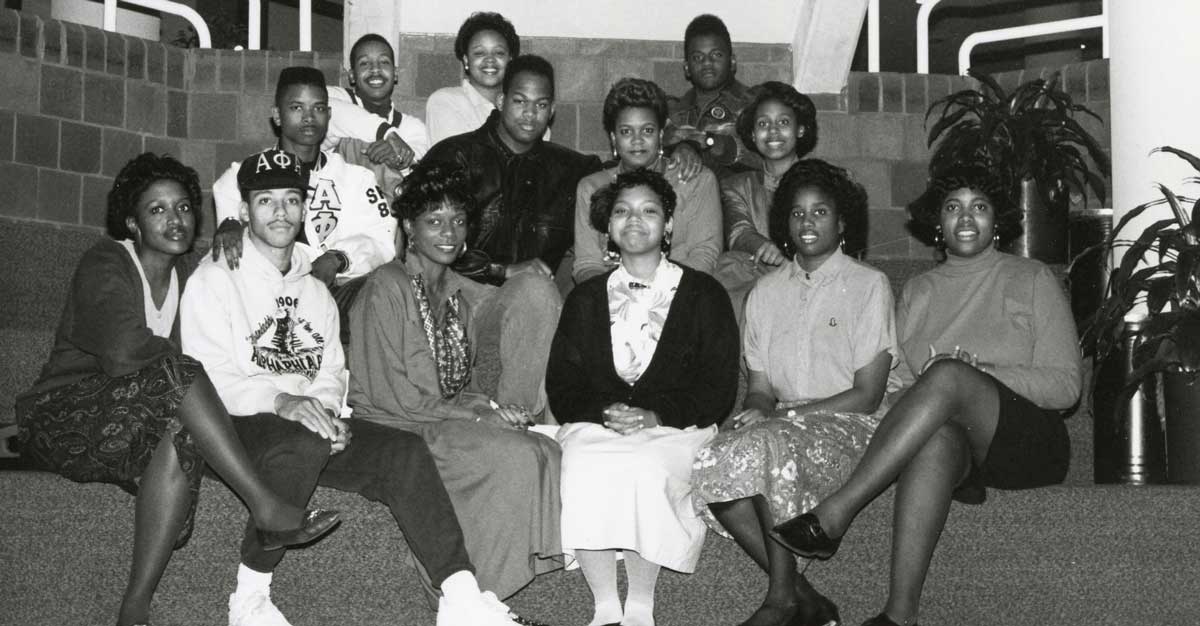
[229, 590, 293, 626]
[437, 591, 524, 626]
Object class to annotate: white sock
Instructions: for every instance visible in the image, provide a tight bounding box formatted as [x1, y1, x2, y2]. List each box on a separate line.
[235, 564, 273, 596]
[440, 570, 482, 604]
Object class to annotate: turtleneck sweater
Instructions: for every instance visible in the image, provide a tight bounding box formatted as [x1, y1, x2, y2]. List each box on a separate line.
[895, 246, 1082, 410]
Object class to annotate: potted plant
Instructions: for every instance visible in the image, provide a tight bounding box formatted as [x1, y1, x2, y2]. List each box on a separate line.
[1081, 146, 1200, 483]
[925, 69, 1111, 263]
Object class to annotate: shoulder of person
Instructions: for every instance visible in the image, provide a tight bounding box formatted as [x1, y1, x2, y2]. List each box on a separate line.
[566, 270, 614, 307]
[327, 85, 353, 102]
[578, 166, 616, 190]
[680, 165, 718, 191]
[844, 256, 891, 283]
[995, 250, 1054, 277]
[678, 265, 727, 299]
[426, 86, 463, 106]
[323, 151, 375, 183]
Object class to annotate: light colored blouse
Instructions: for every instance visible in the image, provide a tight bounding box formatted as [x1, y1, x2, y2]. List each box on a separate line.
[426, 80, 496, 144]
[606, 256, 683, 385]
[744, 249, 901, 403]
[119, 239, 178, 339]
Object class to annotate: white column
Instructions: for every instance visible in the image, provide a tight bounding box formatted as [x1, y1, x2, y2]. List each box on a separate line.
[1110, 0, 1200, 269]
[343, 0, 403, 72]
[792, 0, 870, 93]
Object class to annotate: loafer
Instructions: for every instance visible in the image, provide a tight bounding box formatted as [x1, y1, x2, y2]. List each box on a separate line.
[256, 508, 341, 551]
[861, 613, 916, 626]
[789, 580, 840, 626]
[770, 513, 841, 560]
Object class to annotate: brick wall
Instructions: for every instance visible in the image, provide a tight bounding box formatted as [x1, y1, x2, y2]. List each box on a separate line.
[0, 9, 1111, 260]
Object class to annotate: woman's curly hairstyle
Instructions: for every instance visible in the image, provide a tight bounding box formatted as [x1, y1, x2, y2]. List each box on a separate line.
[454, 12, 520, 65]
[768, 159, 869, 259]
[588, 168, 678, 234]
[737, 81, 818, 159]
[106, 152, 202, 241]
[601, 78, 669, 134]
[906, 164, 1022, 246]
[392, 160, 477, 222]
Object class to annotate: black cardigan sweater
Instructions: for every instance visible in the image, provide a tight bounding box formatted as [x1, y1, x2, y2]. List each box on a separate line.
[546, 266, 739, 429]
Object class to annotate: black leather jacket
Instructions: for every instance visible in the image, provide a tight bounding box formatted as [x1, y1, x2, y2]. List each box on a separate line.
[423, 111, 602, 284]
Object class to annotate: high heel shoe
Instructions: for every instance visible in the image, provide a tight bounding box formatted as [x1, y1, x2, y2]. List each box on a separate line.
[256, 508, 342, 551]
[770, 513, 841, 560]
[789, 574, 840, 626]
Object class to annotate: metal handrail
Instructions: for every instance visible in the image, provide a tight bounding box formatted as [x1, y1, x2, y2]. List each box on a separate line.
[867, 0, 879, 72]
[103, 0, 211, 48]
[958, 13, 1107, 75]
[918, 0, 1108, 75]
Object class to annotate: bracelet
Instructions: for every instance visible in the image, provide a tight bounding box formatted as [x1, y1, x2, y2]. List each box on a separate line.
[331, 250, 350, 273]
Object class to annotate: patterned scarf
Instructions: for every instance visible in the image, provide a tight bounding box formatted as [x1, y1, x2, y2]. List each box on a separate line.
[410, 275, 472, 398]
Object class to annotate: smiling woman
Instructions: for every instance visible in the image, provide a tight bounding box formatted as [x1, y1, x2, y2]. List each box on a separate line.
[426, 12, 525, 144]
[347, 160, 565, 604]
[548, 168, 739, 626]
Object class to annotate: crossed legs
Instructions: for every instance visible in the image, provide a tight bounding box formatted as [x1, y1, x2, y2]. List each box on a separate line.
[796, 360, 1000, 625]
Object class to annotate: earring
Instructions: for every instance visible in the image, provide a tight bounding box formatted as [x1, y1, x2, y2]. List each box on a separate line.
[934, 228, 944, 249]
[604, 235, 621, 264]
[463, 64, 469, 72]
[612, 147, 619, 160]
[661, 230, 673, 254]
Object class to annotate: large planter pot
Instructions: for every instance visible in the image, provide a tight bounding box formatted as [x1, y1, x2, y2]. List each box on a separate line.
[1164, 371, 1200, 484]
[1002, 177, 1070, 264]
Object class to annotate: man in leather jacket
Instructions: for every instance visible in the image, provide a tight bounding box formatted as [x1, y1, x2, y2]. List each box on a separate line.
[424, 54, 602, 286]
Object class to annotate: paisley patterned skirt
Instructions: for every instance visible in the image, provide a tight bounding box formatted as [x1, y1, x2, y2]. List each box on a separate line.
[15, 355, 206, 548]
[692, 405, 882, 537]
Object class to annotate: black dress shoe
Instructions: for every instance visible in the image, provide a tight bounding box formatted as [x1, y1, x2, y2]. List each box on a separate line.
[860, 613, 916, 626]
[256, 508, 342, 551]
[770, 513, 841, 560]
[789, 574, 840, 626]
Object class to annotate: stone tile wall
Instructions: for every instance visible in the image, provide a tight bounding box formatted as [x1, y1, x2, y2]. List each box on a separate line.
[0, 9, 1111, 260]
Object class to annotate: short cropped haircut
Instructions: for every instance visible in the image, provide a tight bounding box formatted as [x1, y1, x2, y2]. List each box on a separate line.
[684, 14, 732, 51]
[906, 164, 1022, 245]
[106, 152, 203, 240]
[393, 160, 477, 222]
[588, 168, 678, 234]
[274, 66, 327, 106]
[503, 55, 555, 99]
[768, 159, 869, 258]
[602, 78, 669, 134]
[454, 12, 520, 62]
[737, 81, 818, 158]
[349, 33, 394, 65]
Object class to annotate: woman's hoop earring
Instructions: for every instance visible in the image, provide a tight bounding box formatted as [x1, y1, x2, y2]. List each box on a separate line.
[661, 230, 673, 254]
[934, 228, 944, 249]
[604, 235, 621, 264]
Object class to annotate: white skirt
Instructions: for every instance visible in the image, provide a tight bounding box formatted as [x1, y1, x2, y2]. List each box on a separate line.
[557, 422, 717, 573]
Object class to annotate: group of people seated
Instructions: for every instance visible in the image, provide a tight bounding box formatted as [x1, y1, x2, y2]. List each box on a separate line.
[12, 10, 1083, 626]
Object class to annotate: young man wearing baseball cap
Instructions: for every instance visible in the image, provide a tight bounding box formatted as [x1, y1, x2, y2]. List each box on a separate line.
[210, 66, 395, 342]
[182, 148, 545, 626]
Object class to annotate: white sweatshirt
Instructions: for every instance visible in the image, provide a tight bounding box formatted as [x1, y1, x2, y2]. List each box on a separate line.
[213, 150, 395, 282]
[325, 85, 431, 161]
[181, 232, 346, 416]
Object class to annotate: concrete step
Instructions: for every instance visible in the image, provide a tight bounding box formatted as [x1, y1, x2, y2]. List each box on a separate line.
[2, 470, 1196, 625]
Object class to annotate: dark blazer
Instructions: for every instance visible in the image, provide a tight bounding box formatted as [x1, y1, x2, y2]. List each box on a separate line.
[423, 110, 602, 285]
[23, 238, 192, 395]
[546, 266, 739, 429]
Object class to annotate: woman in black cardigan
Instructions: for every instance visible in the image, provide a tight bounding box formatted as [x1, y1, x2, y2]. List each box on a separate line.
[547, 168, 738, 626]
[15, 153, 339, 626]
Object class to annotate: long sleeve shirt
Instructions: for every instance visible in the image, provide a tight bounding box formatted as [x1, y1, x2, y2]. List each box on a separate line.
[23, 238, 188, 395]
[573, 163, 723, 282]
[213, 150, 395, 282]
[895, 247, 1083, 410]
[346, 256, 496, 427]
[181, 234, 346, 416]
[546, 267, 739, 429]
